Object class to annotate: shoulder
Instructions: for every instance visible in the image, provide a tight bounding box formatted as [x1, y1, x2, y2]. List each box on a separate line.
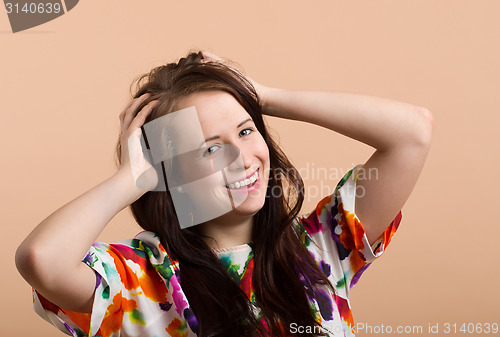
[293, 164, 367, 242]
[97, 231, 167, 258]
[84, 231, 177, 282]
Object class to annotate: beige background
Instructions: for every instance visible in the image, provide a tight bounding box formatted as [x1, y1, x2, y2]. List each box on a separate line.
[1, 1, 499, 336]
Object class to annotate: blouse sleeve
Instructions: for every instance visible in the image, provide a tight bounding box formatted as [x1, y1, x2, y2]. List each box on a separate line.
[32, 242, 124, 337]
[296, 164, 402, 297]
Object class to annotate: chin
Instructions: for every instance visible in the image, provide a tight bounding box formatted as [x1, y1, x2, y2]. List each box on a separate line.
[233, 197, 266, 216]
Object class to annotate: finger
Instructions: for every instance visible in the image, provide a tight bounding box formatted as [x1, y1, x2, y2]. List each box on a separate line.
[201, 51, 227, 64]
[201, 51, 246, 75]
[201, 50, 219, 59]
[120, 94, 146, 124]
[129, 99, 160, 130]
[120, 92, 151, 129]
[122, 93, 152, 129]
[120, 95, 146, 128]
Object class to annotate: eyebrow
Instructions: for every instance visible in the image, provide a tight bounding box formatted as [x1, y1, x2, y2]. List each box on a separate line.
[200, 118, 253, 147]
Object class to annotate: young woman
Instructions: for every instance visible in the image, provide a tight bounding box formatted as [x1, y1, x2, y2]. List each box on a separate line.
[16, 50, 433, 336]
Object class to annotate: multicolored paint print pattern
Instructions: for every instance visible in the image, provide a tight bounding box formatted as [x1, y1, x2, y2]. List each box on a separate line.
[32, 164, 401, 336]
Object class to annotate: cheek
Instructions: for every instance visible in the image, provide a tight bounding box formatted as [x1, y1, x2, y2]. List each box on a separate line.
[254, 137, 270, 167]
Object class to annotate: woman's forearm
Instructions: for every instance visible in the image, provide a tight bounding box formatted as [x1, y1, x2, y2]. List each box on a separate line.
[15, 168, 144, 284]
[260, 88, 432, 151]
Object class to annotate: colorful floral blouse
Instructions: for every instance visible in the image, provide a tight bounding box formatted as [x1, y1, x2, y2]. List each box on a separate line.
[32, 164, 401, 336]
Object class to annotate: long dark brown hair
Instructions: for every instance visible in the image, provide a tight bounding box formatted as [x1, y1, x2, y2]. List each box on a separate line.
[115, 50, 335, 336]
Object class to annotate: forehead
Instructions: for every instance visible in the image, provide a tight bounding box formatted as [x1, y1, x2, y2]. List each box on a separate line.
[175, 91, 251, 131]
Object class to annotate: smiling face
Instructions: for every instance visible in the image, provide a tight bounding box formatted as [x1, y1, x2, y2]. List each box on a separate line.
[172, 90, 271, 223]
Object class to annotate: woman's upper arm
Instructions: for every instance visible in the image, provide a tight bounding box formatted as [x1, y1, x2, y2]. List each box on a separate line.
[355, 108, 433, 245]
[16, 244, 98, 313]
[31, 260, 97, 313]
[36, 262, 97, 313]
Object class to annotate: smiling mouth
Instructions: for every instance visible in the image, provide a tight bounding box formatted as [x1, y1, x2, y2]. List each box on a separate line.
[226, 170, 259, 190]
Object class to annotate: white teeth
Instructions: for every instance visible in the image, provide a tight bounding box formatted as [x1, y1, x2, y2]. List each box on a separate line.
[227, 171, 259, 189]
[249, 173, 257, 183]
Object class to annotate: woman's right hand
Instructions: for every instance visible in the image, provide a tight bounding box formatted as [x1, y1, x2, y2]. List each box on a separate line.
[118, 92, 160, 193]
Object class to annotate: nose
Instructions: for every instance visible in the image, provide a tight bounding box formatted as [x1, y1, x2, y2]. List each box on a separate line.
[241, 148, 253, 170]
[225, 142, 251, 173]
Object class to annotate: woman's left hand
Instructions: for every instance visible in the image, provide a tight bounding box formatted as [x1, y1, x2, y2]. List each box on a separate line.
[200, 51, 272, 109]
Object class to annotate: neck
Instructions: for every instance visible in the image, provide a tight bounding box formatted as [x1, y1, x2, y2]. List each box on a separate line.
[195, 213, 253, 250]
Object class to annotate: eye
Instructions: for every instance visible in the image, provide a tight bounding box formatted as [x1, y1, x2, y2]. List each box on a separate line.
[239, 127, 254, 137]
[203, 144, 221, 156]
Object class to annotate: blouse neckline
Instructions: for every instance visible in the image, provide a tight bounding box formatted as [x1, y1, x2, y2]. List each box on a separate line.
[212, 242, 252, 254]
